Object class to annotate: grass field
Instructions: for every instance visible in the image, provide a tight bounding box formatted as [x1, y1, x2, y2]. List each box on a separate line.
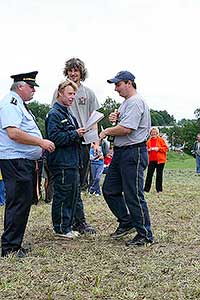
[0, 153, 200, 300]
[166, 151, 196, 169]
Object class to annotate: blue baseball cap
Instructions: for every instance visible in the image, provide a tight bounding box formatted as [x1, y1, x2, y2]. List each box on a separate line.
[107, 71, 135, 84]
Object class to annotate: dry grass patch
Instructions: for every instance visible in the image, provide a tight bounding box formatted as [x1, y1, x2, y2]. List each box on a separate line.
[0, 169, 200, 299]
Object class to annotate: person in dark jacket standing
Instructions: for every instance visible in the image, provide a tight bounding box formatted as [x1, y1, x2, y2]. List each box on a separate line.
[46, 80, 85, 239]
[52, 58, 99, 234]
[192, 133, 200, 175]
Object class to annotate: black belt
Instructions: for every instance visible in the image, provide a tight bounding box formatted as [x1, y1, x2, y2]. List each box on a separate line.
[114, 141, 146, 150]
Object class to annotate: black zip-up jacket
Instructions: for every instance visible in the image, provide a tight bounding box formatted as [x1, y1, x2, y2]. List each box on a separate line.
[193, 141, 200, 157]
[45, 102, 81, 169]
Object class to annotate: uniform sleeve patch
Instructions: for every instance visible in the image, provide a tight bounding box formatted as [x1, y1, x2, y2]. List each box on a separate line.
[10, 97, 17, 105]
[61, 118, 68, 123]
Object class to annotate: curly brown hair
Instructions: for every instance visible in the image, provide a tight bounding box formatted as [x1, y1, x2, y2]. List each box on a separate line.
[63, 58, 88, 82]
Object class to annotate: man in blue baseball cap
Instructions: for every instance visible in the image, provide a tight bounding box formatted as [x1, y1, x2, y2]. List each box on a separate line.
[100, 70, 154, 247]
[107, 70, 135, 83]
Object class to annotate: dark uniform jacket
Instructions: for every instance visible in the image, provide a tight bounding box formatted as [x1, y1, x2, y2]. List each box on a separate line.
[45, 102, 81, 169]
[193, 141, 200, 157]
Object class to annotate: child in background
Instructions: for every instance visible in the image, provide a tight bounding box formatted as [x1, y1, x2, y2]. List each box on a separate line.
[103, 147, 113, 174]
[0, 169, 5, 206]
[89, 143, 104, 196]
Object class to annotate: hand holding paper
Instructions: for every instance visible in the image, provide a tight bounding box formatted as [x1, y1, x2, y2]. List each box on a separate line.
[83, 111, 104, 144]
[76, 128, 86, 137]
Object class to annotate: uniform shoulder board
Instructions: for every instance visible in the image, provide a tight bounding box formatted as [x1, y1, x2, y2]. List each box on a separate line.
[10, 97, 18, 105]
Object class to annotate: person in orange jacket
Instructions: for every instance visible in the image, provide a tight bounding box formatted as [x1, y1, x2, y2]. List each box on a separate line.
[144, 127, 168, 193]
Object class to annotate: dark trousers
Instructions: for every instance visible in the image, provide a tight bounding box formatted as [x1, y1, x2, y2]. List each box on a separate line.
[37, 158, 43, 197]
[74, 144, 90, 225]
[0, 159, 35, 255]
[144, 161, 165, 193]
[0, 180, 5, 205]
[51, 168, 80, 234]
[102, 145, 153, 241]
[43, 158, 54, 203]
[79, 144, 91, 190]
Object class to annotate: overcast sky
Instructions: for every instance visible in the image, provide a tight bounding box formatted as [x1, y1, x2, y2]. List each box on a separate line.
[0, 0, 199, 120]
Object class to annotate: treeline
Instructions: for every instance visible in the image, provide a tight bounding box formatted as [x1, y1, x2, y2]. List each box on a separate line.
[98, 97, 176, 128]
[28, 101, 50, 137]
[28, 98, 200, 154]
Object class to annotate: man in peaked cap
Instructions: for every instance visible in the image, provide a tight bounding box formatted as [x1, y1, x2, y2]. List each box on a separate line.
[0, 71, 55, 258]
[10, 71, 39, 87]
[99, 70, 154, 247]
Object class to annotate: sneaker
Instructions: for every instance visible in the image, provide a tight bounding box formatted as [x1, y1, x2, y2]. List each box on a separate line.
[55, 231, 80, 239]
[125, 233, 154, 247]
[95, 193, 100, 197]
[1, 246, 31, 258]
[73, 231, 80, 237]
[73, 222, 96, 234]
[16, 248, 28, 258]
[110, 225, 135, 239]
[88, 192, 94, 196]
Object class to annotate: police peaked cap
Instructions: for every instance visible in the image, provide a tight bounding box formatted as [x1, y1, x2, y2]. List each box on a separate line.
[10, 71, 39, 87]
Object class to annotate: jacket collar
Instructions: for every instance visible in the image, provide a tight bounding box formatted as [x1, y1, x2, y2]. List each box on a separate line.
[53, 101, 69, 113]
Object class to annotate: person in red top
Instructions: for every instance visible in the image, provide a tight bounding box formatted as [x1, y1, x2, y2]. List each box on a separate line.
[103, 147, 113, 174]
[144, 127, 168, 193]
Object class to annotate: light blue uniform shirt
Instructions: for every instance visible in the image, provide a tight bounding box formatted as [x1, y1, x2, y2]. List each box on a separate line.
[0, 91, 42, 160]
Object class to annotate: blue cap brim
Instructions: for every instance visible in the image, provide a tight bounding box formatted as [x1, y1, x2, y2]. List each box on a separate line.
[107, 78, 120, 84]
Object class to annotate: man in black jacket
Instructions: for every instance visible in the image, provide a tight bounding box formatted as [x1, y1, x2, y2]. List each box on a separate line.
[46, 80, 85, 239]
[192, 133, 200, 175]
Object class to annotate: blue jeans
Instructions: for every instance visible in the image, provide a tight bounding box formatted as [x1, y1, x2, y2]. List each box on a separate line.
[51, 168, 80, 234]
[0, 180, 5, 205]
[89, 163, 104, 194]
[102, 145, 153, 241]
[196, 155, 200, 174]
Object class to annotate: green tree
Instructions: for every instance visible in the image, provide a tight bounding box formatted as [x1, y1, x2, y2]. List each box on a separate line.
[164, 120, 198, 154]
[150, 109, 175, 126]
[151, 110, 164, 126]
[98, 98, 176, 131]
[27, 101, 51, 136]
[98, 97, 120, 130]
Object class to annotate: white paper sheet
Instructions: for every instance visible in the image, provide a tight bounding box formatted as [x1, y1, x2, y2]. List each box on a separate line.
[83, 128, 99, 144]
[85, 111, 104, 130]
[83, 110, 104, 144]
